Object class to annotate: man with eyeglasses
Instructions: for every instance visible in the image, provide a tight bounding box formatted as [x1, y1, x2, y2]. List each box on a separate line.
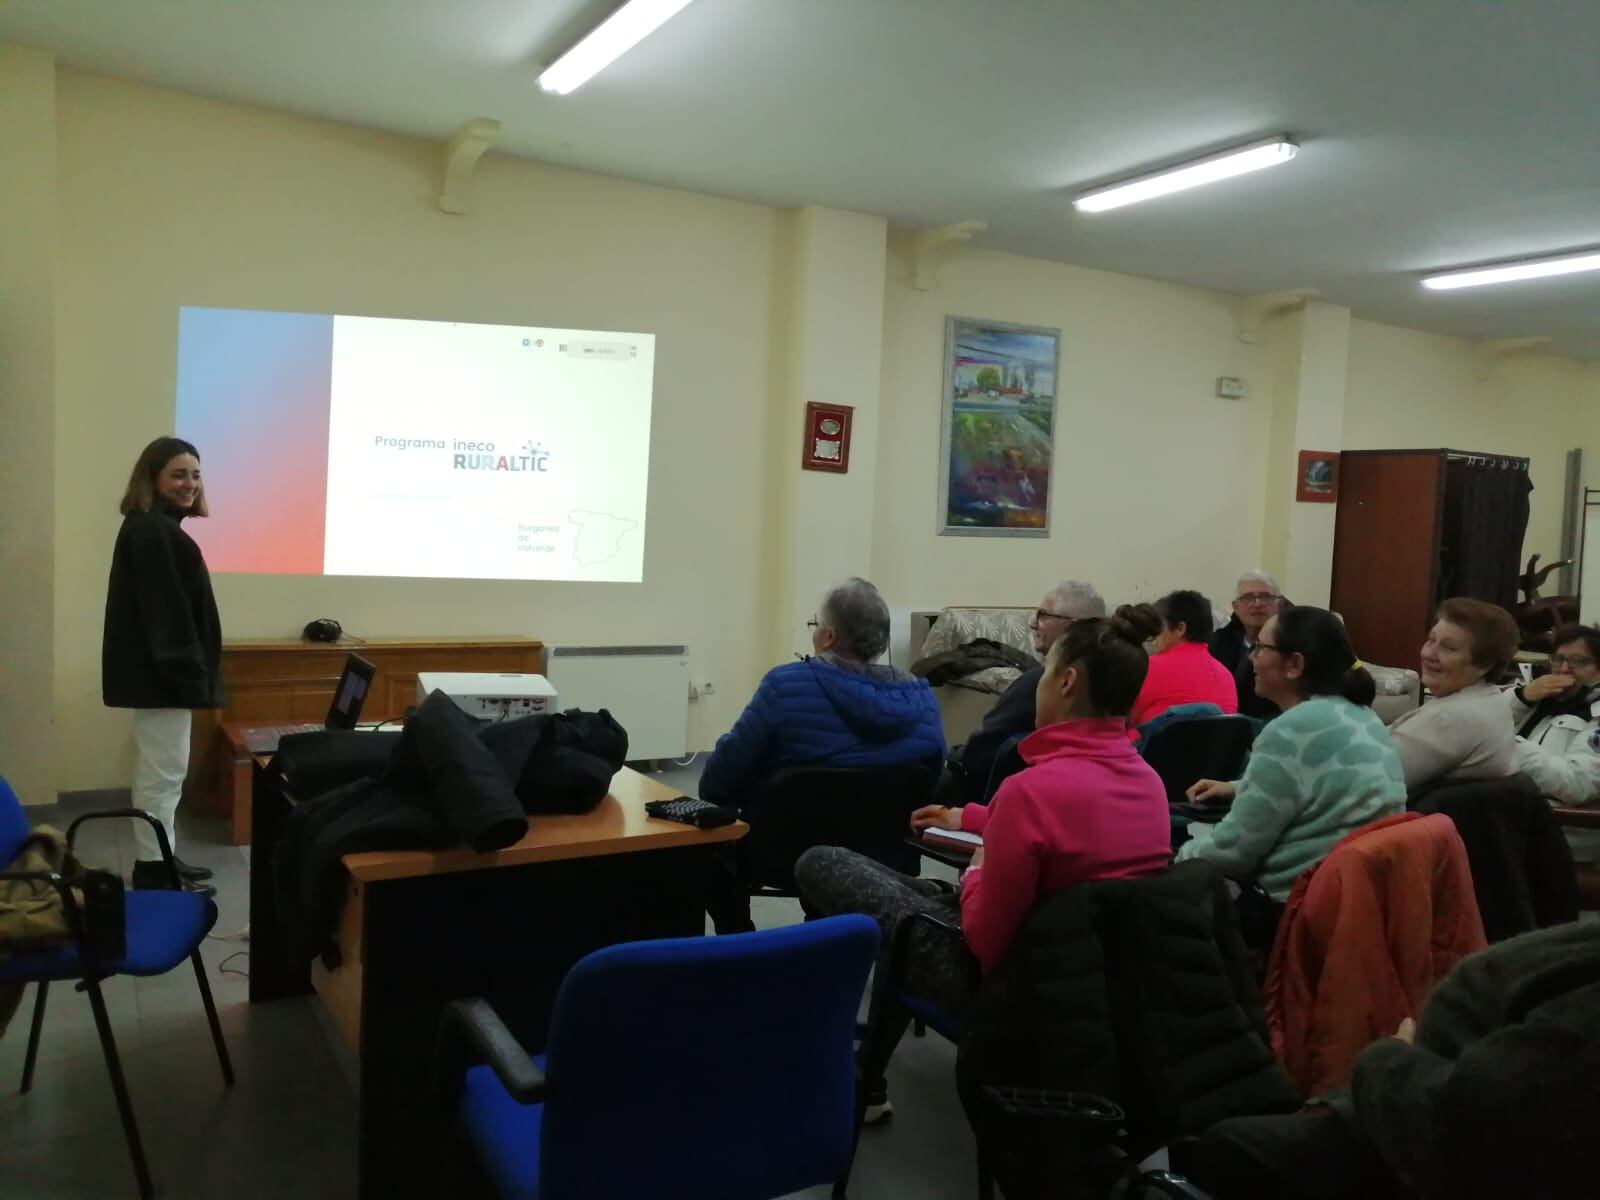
[942, 580, 1107, 804]
[1507, 626, 1600, 856]
[1209, 571, 1289, 721]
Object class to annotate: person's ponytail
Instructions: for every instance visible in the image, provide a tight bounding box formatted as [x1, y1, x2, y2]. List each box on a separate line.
[1273, 606, 1376, 708]
[1057, 616, 1149, 716]
[1340, 663, 1377, 708]
[1112, 602, 1162, 645]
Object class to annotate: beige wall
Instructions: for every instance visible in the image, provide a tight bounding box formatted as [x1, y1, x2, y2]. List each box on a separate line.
[14, 57, 1599, 800]
[0, 46, 58, 806]
[1343, 318, 1599, 570]
[871, 242, 1282, 617]
[50, 70, 783, 791]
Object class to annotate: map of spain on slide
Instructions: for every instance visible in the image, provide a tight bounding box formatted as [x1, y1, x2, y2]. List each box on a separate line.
[570, 511, 639, 566]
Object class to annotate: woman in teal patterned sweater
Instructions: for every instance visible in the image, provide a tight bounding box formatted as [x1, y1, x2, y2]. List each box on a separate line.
[1177, 606, 1407, 899]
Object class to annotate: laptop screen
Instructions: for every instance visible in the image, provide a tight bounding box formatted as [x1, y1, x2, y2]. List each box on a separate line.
[325, 655, 377, 729]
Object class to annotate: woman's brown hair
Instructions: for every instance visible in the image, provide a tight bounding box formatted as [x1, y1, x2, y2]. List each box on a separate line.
[1435, 597, 1519, 678]
[119, 437, 208, 517]
[1050, 615, 1151, 716]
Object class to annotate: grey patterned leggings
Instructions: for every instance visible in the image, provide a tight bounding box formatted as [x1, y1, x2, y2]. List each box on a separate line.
[795, 846, 978, 1084]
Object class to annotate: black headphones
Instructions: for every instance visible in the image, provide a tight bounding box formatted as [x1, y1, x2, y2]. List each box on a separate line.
[302, 618, 344, 643]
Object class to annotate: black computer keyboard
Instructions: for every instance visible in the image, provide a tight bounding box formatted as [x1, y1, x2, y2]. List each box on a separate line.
[645, 798, 738, 829]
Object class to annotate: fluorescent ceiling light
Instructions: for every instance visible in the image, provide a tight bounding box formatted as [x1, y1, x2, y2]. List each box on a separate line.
[1422, 250, 1600, 291]
[1074, 137, 1299, 213]
[538, 0, 696, 95]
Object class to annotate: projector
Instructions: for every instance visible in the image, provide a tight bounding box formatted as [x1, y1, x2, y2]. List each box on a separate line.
[417, 672, 559, 721]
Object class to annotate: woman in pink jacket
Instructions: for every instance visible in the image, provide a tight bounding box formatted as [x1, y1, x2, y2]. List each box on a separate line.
[796, 614, 1171, 1121]
[1122, 590, 1240, 728]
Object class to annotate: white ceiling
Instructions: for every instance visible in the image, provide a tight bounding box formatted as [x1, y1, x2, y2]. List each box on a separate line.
[7, 0, 1600, 358]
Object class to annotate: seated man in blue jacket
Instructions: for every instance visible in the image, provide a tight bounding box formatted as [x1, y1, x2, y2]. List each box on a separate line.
[700, 577, 945, 932]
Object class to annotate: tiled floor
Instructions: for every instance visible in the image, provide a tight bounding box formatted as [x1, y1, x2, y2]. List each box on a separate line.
[1, 767, 980, 1199]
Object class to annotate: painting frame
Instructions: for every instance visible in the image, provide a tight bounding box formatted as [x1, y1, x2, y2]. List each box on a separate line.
[1296, 450, 1340, 503]
[937, 316, 1062, 537]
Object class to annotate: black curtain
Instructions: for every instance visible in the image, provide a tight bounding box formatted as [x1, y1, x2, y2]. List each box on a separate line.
[1438, 461, 1532, 607]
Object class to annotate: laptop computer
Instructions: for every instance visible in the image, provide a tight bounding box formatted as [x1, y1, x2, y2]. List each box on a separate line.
[238, 653, 379, 756]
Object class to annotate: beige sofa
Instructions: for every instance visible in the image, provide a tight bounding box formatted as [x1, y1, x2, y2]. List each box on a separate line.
[911, 608, 1039, 747]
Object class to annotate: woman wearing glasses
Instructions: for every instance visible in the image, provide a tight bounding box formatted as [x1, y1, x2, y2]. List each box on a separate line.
[1178, 607, 1406, 916]
[1507, 625, 1600, 846]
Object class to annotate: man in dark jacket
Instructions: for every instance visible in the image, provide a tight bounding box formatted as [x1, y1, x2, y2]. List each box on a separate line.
[1195, 920, 1600, 1200]
[1209, 571, 1287, 722]
[943, 580, 1106, 804]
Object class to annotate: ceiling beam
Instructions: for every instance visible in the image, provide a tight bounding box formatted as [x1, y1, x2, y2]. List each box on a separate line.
[437, 118, 502, 215]
[1474, 335, 1553, 380]
[1236, 288, 1318, 343]
[908, 220, 986, 291]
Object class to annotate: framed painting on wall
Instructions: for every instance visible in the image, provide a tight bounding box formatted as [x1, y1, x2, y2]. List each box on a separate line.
[937, 317, 1061, 537]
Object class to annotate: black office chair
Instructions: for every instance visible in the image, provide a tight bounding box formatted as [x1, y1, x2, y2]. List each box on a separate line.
[740, 764, 937, 899]
[1408, 772, 1579, 941]
[847, 900, 1226, 1200]
[1141, 715, 1257, 806]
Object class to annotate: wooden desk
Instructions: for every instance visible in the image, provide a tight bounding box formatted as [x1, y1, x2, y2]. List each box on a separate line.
[310, 770, 744, 1050]
[248, 761, 743, 1199]
[204, 635, 542, 842]
[1550, 804, 1600, 830]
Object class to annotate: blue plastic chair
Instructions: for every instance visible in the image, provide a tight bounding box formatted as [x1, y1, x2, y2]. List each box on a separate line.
[437, 914, 880, 1200]
[0, 775, 234, 1200]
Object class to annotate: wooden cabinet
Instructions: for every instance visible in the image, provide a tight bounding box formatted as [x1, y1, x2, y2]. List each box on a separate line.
[1331, 452, 1447, 673]
[1332, 449, 1530, 673]
[195, 635, 542, 843]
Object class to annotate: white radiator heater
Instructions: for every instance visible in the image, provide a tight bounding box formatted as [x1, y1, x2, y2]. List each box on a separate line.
[544, 644, 690, 761]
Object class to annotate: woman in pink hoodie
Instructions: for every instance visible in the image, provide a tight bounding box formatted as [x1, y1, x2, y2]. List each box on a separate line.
[795, 614, 1171, 1121]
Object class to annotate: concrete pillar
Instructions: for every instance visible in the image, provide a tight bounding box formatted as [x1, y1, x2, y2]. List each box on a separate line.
[0, 45, 58, 804]
[766, 206, 889, 659]
[1260, 300, 1351, 606]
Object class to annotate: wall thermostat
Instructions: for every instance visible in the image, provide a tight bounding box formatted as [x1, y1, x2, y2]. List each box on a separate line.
[1215, 376, 1247, 399]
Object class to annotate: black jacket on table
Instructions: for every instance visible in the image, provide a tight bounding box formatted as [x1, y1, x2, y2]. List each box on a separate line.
[1207, 616, 1280, 722]
[954, 665, 1042, 804]
[957, 861, 1301, 1199]
[1351, 921, 1600, 1200]
[274, 690, 534, 971]
[272, 692, 630, 970]
[102, 507, 223, 709]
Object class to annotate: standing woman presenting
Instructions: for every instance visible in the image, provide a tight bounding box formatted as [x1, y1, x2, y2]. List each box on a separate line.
[103, 437, 222, 896]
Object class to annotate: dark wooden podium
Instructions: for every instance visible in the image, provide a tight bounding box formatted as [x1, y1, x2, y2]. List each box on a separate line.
[195, 635, 542, 843]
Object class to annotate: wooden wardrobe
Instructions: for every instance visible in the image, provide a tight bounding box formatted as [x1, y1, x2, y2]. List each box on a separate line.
[1331, 449, 1531, 671]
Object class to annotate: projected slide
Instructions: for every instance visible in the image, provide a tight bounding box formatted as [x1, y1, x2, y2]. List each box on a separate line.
[175, 308, 654, 582]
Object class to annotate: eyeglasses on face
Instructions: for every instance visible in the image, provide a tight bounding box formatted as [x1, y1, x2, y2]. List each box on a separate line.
[1236, 592, 1280, 606]
[1032, 610, 1076, 625]
[1249, 641, 1282, 656]
[1550, 653, 1597, 669]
